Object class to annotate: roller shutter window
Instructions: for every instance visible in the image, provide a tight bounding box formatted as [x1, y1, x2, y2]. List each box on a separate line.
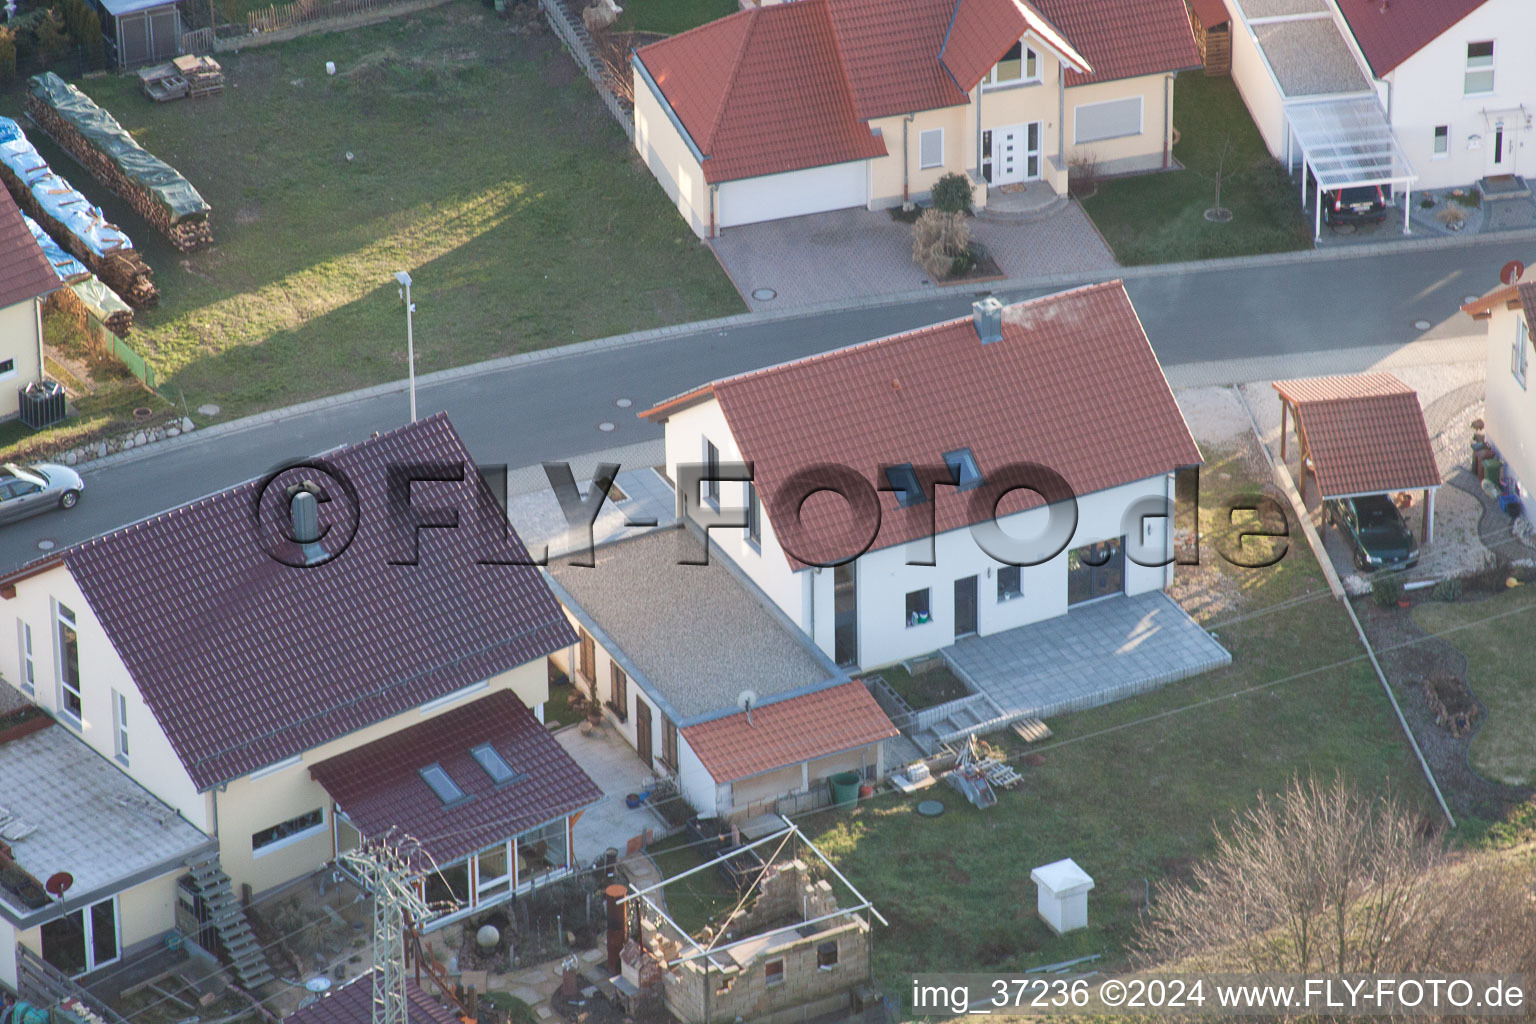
[1074, 96, 1143, 145]
[919, 128, 943, 170]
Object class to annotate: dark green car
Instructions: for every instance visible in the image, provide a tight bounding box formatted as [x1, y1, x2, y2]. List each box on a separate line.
[1323, 494, 1419, 572]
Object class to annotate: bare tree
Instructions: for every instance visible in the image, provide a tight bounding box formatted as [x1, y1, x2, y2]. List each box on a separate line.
[1134, 776, 1536, 977]
[1203, 133, 1235, 223]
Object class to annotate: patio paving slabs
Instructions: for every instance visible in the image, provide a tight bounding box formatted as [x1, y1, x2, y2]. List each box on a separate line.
[943, 591, 1232, 721]
[556, 725, 668, 866]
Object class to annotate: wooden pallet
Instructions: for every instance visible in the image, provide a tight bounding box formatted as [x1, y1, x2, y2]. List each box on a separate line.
[978, 758, 1023, 791]
[1012, 718, 1053, 744]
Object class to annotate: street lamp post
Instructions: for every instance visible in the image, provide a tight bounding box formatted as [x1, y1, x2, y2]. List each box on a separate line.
[395, 270, 416, 422]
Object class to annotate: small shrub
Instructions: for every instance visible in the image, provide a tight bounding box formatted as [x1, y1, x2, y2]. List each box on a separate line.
[0, 28, 15, 85]
[930, 172, 973, 214]
[1431, 577, 1463, 602]
[911, 209, 971, 279]
[1450, 189, 1482, 208]
[1371, 578, 1403, 608]
[1069, 149, 1101, 198]
[949, 247, 975, 277]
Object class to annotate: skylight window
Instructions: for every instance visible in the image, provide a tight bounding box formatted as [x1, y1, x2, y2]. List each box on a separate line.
[883, 464, 926, 507]
[470, 743, 524, 786]
[420, 764, 470, 806]
[943, 448, 982, 490]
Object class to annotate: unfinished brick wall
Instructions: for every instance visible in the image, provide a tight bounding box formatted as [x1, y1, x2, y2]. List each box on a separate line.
[661, 917, 872, 1024]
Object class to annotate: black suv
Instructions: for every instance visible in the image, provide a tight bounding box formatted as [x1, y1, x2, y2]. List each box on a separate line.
[1323, 494, 1418, 572]
[1322, 185, 1388, 226]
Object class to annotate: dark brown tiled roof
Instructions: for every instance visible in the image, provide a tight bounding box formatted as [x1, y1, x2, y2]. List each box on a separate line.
[1272, 374, 1442, 498]
[1334, 0, 1490, 76]
[55, 414, 577, 790]
[643, 281, 1202, 569]
[1034, 0, 1201, 86]
[283, 970, 459, 1024]
[310, 690, 600, 866]
[681, 681, 897, 782]
[0, 186, 59, 309]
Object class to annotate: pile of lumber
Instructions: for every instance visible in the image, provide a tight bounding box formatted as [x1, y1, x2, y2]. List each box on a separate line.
[0, 156, 158, 309]
[173, 55, 225, 97]
[26, 72, 213, 252]
[26, 213, 134, 337]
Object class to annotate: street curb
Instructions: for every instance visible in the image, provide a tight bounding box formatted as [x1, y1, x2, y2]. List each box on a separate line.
[74, 228, 1536, 474]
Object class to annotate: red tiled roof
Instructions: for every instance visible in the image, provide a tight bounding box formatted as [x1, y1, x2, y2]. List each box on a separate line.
[283, 970, 459, 1024]
[1461, 278, 1536, 338]
[1272, 374, 1442, 498]
[310, 690, 601, 867]
[49, 414, 577, 790]
[1335, 0, 1490, 76]
[1034, 0, 1200, 86]
[644, 281, 1201, 569]
[680, 682, 898, 783]
[825, 0, 968, 120]
[0, 186, 58, 309]
[635, 0, 887, 184]
[1187, 0, 1229, 28]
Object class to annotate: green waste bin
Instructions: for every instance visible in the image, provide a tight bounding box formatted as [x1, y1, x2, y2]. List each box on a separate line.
[828, 771, 862, 808]
[1484, 457, 1503, 485]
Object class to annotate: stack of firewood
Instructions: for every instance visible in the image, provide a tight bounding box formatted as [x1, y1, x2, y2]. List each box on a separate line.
[0, 168, 158, 308]
[48, 287, 134, 339]
[25, 87, 213, 253]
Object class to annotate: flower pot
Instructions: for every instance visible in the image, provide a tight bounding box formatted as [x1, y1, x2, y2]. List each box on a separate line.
[625, 793, 642, 809]
[858, 784, 875, 800]
[578, 720, 593, 736]
[1397, 598, 1412, 609]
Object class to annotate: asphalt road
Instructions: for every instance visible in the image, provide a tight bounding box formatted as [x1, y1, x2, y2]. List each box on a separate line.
[0, 240, 1521, 571]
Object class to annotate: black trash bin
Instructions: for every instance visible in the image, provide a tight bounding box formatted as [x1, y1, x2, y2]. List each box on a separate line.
[17, 379, 66, 429]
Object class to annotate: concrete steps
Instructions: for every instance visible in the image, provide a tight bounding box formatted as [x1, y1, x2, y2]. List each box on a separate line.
[183, 854, 274, 989]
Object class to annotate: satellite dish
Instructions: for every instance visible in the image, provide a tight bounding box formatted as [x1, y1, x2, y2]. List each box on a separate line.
[45, 872, 73, 898]
[1501, 260, 1525, 285]
[736, 689, 758, 713]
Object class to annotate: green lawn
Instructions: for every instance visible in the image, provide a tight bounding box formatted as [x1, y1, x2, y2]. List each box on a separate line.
[614, 0, 735, 34]
[543, 678, 582, 729]
[1082, 72, 1311, 265]
[871, 663, 969, 710]
[1414, 587, 1536, 787]
[645, 833, 741, 936]
[804, 453, 1428, 1005]
[1, 2, 739, 454]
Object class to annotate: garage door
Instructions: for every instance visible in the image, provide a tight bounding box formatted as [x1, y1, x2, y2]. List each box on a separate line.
[717, 160, 868, 228]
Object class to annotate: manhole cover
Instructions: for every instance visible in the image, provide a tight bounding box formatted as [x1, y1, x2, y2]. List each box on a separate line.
[37, 539, 56, 551]
[1463, 294, 1481, 304]
[197, 404, 221, 417]
[598, 421, 616, 432]
[750, 287, 777, 301]
[1413, 319, 1432, 331]
[615, 398, 632, 409]
[916, 800, 945, 818]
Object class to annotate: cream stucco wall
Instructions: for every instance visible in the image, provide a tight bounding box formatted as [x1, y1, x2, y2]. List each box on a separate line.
[0, 298, 43, 421]
[7, 870, 183, 989]
[0, 561, 552, 898]
[633, 65, 712, 238]
[1226, 0, 1290, 159]
[1066, 74, 1176, 176]
[215, 659, 548, 897]
[1483, 303, 1535, 504]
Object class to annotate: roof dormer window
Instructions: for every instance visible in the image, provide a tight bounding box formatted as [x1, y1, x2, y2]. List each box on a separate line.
[984, 41, 1039, 88]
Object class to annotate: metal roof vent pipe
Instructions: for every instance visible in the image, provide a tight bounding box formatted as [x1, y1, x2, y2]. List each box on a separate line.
[973, 296, 1004, 343]
[289, 488, 327, 564]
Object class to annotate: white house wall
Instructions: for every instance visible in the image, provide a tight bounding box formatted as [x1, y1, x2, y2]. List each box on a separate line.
[850, 475, 1173, 669]
[1484, 305, 1534, 506]
[1376, 0, 1535, 189]
[0, 565, 209, 832]
[1225, 0, 1290, 159]
[675, 731, 723, 819]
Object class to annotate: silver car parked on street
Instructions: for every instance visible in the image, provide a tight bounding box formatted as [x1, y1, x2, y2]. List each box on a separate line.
[0, 463, 84, 524]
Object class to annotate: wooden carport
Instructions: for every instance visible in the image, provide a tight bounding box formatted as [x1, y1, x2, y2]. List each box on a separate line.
[1273, 373, 1442, 543]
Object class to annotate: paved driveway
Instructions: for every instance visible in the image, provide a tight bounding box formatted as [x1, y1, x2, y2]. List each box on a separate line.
[710, 204, 1116, 311]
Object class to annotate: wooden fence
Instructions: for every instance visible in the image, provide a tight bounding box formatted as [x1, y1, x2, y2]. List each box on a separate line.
[535, 0, 633, 141]
[247, 0, 403, 35]
[181, 26, 216, 54]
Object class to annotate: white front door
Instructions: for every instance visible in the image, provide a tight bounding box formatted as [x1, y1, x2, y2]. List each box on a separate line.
[981, 123, 1042, 184]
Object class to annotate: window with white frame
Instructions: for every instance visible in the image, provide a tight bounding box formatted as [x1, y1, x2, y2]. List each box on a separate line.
[112, 689, 129, 763]
[476, 841, 512, 903]
[1465, 41, 1494, 95]
[1075, 96, 1143, 144]
[905, 588, 931, 627]
[703, 438, 720, 507]
[55, 602, 82, 724]
[746, 482, 762, 549]
[18, 622, 36, 695]
[252, 807, 325, 854]
[40, 896, 118, 976]
[919, 128, 943, 170]
[1433, 125, 1449, 157]
[1514, 315, 1530, 389]
[984, 40, 1039, 87]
